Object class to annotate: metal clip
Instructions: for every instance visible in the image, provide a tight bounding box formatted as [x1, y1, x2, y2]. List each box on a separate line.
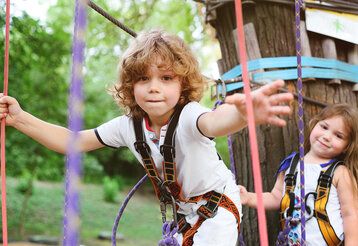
[159, 185, 178, 227]
[216, 78, 227, 101]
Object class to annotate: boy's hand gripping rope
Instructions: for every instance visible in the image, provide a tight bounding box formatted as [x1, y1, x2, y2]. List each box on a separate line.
[234, 1, 268, 245]
[1, 1, 11, 245]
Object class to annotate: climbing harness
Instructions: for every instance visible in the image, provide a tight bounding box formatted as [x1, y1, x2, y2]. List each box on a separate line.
[279, 153, 343, 245]
[133, 106, 241, 245]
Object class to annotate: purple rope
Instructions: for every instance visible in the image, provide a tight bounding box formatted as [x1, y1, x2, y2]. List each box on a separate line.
[213, 100, 237, 176]
[63, 0, 87, 245]
[158, 221, 180, 246]
[276, 217, 292, 246]
[111, 174, 148, 246]
[295, 0, 306, 244]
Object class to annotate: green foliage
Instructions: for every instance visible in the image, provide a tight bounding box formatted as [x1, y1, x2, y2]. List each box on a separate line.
[103, 176, 119, 203]
[16, 171, 34, 195]
[1, 0, 220, 182]
[83, 154, 104, 183]
[3, 178, 161, 245]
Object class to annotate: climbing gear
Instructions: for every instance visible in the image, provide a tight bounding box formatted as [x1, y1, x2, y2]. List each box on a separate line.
[314, 160, 343, 246]
[279, 153, 300, 228]
[178, 191, 241, 246]
[133, 106, 240, 245]
[279, 153, 344, 245]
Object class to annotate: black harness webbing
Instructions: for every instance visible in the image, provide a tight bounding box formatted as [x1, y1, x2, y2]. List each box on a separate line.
[279, 153, 343, 245]
[133, 106, 240, 245]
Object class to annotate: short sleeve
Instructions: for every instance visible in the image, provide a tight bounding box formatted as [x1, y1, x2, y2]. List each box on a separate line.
[95, 116, 130, 148]
[178, 102, 211, 140]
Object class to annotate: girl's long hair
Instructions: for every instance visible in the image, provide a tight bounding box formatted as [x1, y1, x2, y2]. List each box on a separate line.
[304, 104, 358, 191]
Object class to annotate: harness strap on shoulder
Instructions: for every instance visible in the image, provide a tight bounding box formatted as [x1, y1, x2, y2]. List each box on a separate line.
[314, 160, 343, 246]
[160, 106, 183, 188]
[279, 153, 299, 228]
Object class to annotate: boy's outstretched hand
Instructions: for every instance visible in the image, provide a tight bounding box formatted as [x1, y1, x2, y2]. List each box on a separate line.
[225, 80, 293, 127]
[0, 93, 23, 127]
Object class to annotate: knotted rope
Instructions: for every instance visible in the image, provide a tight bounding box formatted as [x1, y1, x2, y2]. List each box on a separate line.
[158, 221, 180, 246]
[63, 0, 87, 245]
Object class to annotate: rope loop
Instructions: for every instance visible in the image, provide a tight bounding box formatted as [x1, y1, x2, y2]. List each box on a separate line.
[158, 221, 180, 246]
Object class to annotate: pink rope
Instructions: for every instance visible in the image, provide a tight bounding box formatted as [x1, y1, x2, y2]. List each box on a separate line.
[1, 1, 11, 245]
[234, 1, 268, 245]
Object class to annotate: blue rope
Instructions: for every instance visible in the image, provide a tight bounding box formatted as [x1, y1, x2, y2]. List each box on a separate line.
[111, 175, 148, 246]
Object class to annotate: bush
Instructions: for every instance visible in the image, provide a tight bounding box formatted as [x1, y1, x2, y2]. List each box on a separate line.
[16, 171, 34, 195]
[102, 176, 119, 203]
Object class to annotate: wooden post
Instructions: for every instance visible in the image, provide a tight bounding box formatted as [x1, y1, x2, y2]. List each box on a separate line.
[322, 38, 341, 85]
[348, 45, 358, 91]
[300, 21, 311, 57]
[233, 23, 264, 83]
[300, 20, 315, 82]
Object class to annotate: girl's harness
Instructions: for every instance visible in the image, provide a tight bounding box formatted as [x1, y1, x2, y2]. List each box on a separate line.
[279, 153, 343, 246]
[133, 106, 240, 245]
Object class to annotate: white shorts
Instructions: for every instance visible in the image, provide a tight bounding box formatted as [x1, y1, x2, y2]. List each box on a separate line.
[176, 180, 241, 245]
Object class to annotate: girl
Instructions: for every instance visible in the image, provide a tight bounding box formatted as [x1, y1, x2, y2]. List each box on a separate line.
[240, 103, 358, 245]
[0, 29, 293, 245]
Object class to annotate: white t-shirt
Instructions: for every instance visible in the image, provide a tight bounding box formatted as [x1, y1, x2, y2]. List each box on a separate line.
[95, 101, 239, 200]
[96, 102, 243, 245]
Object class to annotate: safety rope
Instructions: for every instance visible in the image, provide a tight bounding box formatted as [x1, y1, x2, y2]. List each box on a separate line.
[234, 0, 268, 245]
[111, 175, 148, 246]
[1, 1, 11, 245]
[63, 0, 87, 245]
[87, 0, 137, 37]
[295, 1, 306, 245]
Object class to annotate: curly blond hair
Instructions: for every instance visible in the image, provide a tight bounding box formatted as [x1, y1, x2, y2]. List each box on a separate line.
[110, 29, 207, 119]
[304, 103, 358, 191]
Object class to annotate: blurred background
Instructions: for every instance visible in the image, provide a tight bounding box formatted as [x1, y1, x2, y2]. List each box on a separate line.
[0, 0, 228, 245]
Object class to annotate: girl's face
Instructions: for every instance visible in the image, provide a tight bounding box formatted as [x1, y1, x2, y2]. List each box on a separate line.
[309, 115, 350, 161]
[133, 62, 181, 125]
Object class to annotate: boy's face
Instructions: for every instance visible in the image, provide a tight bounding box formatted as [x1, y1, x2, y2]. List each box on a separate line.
[309, 115, 349, 161]
[133, 62, 181, 125]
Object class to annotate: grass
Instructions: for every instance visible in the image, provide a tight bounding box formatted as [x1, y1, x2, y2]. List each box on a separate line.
[1, 177, 162, 246]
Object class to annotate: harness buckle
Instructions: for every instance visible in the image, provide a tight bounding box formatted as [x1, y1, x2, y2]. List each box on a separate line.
[197, 191, 222, 219]
[318, 173, 332, 188]
[134, 141, 151, 155]
[197, 205, 217, 219]
[284, 173, 296, 187]
[160, 144, 176, 158]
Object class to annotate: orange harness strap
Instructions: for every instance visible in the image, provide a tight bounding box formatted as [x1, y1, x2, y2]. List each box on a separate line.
[181, 193, 240, 246]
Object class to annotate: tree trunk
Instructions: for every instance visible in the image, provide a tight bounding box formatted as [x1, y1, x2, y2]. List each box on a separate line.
[208, 2, 358, 245]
